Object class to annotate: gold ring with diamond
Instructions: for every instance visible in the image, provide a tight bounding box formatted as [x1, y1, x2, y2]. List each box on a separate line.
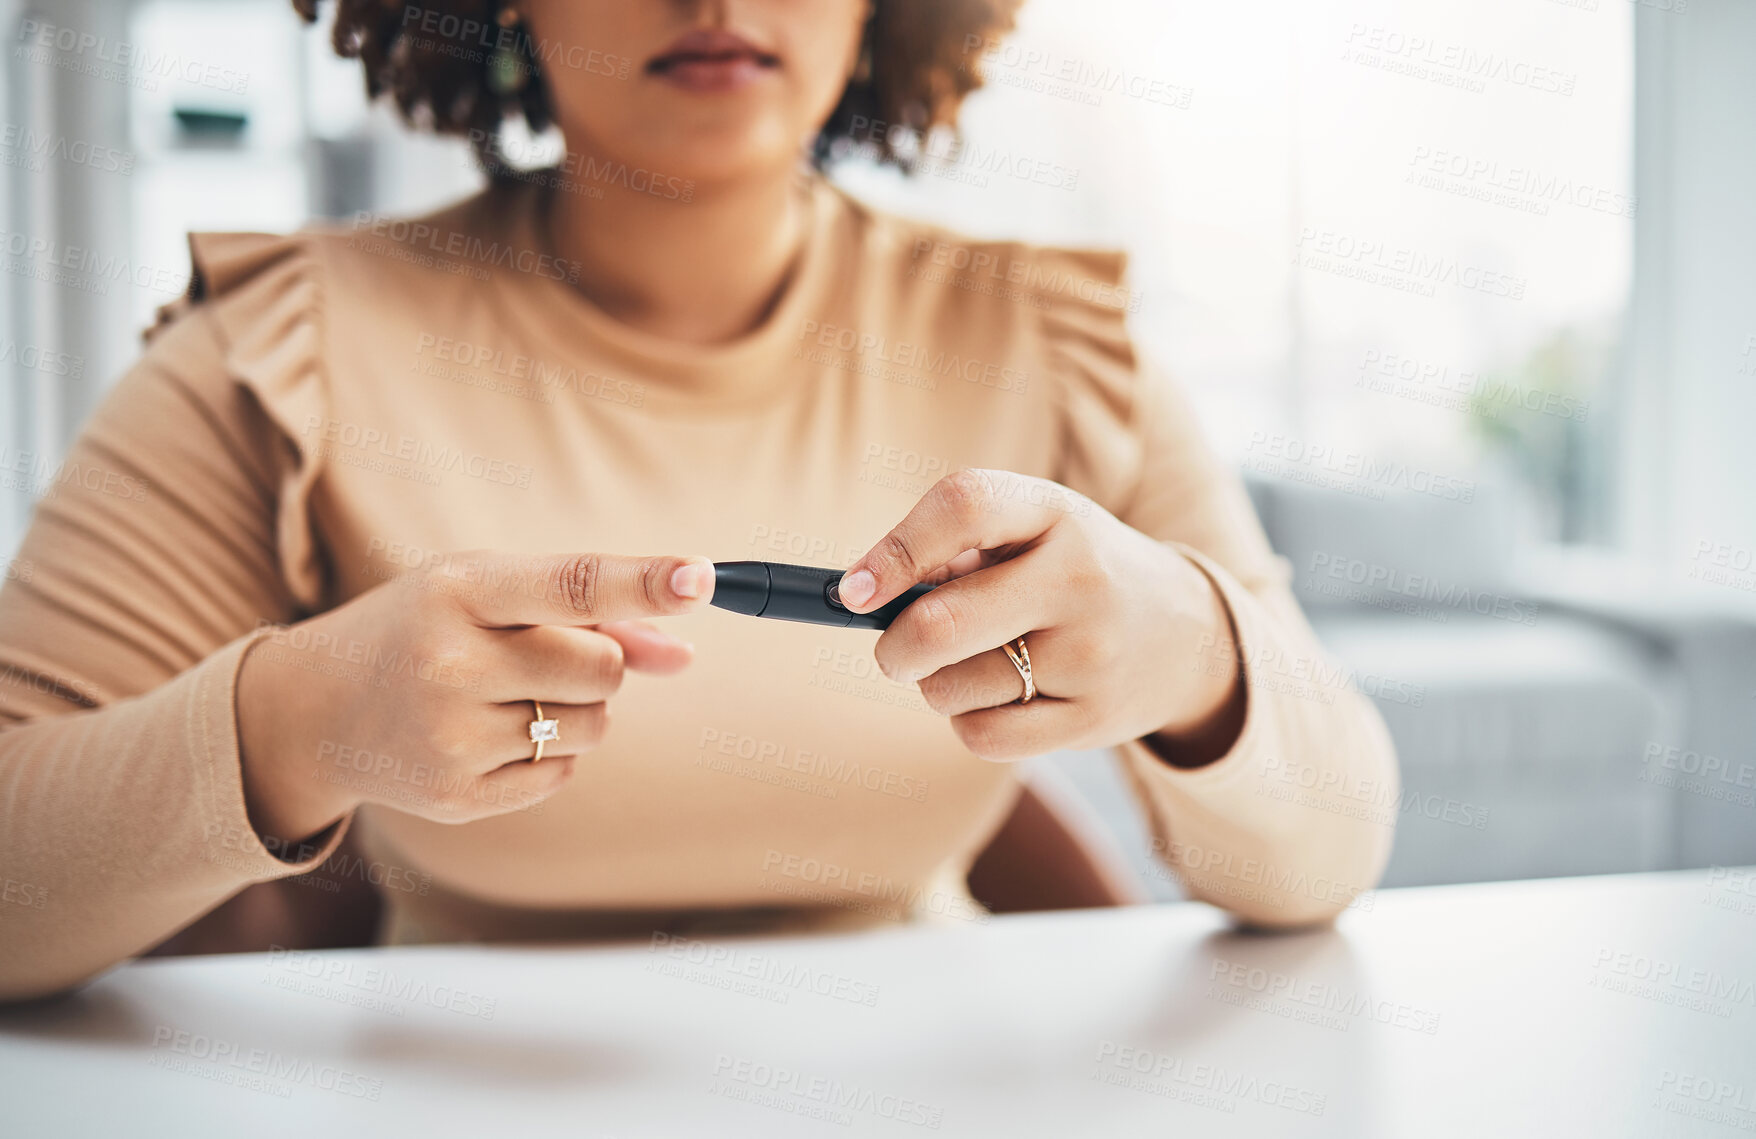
[528, 700, 559, 763]
[1002, 636, 1035, 705]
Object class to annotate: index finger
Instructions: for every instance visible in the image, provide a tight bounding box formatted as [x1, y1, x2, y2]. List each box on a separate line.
[432, 551, 716, 627]
[837, 469, 1067, 614]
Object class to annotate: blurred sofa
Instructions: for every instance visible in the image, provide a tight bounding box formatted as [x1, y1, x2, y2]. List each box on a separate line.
[1044, 471, 1756, 896]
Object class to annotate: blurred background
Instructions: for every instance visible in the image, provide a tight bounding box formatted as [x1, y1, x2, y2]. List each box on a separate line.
[3, 0, 1753, 895]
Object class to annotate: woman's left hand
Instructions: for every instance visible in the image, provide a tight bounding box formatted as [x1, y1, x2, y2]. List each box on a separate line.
[836, 469, 1244, 763]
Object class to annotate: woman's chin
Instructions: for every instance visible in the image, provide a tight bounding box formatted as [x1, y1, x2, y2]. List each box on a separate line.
[621, 128, 805, 193]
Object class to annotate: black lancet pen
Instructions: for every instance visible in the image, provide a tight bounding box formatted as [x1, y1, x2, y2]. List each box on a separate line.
[710, 561, 936, 630]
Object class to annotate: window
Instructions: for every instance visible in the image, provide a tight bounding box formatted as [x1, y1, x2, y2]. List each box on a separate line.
[0, 0, 1673, 559]
[834, 0, 1633, 543]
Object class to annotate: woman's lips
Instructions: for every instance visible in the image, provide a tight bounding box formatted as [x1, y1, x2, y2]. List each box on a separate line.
[646, 28, 780, 92]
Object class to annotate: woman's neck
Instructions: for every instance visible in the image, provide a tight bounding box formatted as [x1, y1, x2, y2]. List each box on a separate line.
[542, 155, 810, 346]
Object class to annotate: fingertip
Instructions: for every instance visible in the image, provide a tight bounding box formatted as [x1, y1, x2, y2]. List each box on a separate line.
[669, 557, 715, 604]
[620, 634, 695, 675]
[839, 568, 877, 611]
[645, 639, 696, 676]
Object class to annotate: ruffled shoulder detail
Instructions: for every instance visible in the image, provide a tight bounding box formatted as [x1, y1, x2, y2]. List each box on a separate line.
[844, 196, 1145, 511]
[1033, 245, 1145, 513]
[154, 231, 330, 612]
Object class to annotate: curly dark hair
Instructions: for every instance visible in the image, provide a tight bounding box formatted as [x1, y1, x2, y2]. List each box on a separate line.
[291, 0, 1025, 172]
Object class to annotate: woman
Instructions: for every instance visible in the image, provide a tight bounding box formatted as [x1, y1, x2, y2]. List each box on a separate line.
[0, 0, 1396, 999]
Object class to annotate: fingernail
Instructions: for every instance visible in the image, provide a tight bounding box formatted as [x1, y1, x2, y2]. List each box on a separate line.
[670, 560, 710, 600]
[840, 569, 875, 608]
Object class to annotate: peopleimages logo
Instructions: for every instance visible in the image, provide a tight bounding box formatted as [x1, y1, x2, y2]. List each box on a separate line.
[908, 238, 1143, 312]
[15, 19, 251, 94]
[1407, 146, 1635, 219]
[300, 414, 535, 489]
[1243, 432, 1477, 503]
[648, 933, 882, 1007]
[1305, 552, 1540, 626]
[697, 727, 930, 804]
[0, 125, 133, 175]
[961, 35, 1195, 110]
[263, 947, 495, 1019]
[1092, 1042, 1328, 1116]
[843, 116, 1081, 191]
[1356, 348, 1590, 423]
[1590, 948, 1756, 1016]
[1341, 24, 1578, 97]
[759, 849, 986, 922]
[403, 6, 633, 78]
[710, 1055, 943, 1128]
[150, 1026, 383, 1100]
[348, 213, 582, 284]
[0, 338, 83, 379]
[0, 445, 151, 502]
[1295, 227, 1527, 300]
[1258, 755, 1490, 832]
[0, 227, 186, 295]
[796, 319, 1030, 394]
[1207, 958, 1443, 1035]
[412, 332, 644, 407]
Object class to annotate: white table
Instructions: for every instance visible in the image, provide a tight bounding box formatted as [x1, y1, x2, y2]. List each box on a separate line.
[3, 869, 1754, 1137]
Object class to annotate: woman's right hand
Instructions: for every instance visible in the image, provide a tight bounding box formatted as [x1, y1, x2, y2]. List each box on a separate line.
[235, 551, 716, 845]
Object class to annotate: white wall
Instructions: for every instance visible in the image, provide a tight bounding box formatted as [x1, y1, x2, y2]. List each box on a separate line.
[1623, 0, 1756, 581]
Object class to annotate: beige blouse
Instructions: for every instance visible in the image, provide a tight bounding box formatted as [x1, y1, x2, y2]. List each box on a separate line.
[0, 173, 1397, 999]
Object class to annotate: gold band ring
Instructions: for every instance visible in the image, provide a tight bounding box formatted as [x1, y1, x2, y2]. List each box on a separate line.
[1002, 636, 1035, 705]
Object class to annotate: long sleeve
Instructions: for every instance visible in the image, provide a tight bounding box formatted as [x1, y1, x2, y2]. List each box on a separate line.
[0, 237, 349, 1000]
[1107, 362, 1399, 926]
[1030, 240, 1398, 927]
